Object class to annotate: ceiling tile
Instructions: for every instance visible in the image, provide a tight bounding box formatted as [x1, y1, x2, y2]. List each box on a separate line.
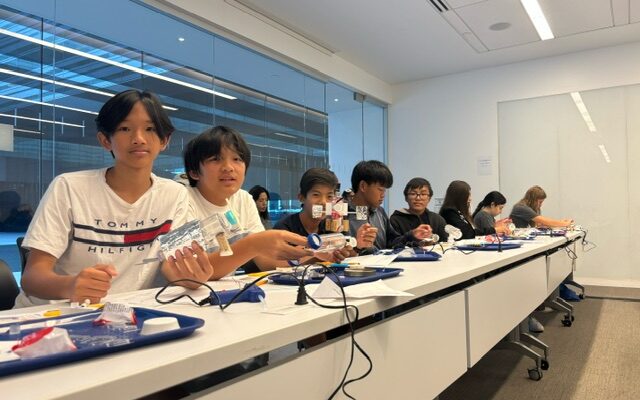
[540, 0, 613, 37]
[455, 0, 539, 50]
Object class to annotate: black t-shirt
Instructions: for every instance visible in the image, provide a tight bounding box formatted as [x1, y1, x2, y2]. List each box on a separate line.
[274, 212, 318, 236]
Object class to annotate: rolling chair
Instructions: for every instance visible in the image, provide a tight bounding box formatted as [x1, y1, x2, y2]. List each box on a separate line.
[0, 259, 19, 310]
[16, 236, 29, 273]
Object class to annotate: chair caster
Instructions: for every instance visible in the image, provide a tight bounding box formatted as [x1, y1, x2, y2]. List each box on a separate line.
[540, 359, 549, 370]
[562, 317, 572, 327]
[579, 293, 584, 299]
[528, 368, 543, 381]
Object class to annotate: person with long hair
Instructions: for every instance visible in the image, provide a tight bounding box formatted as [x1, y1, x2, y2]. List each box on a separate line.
[510, 186, 573, 228]
[510, 186, 575, 332]
[472, 191, 511, 233]
[439, 181, 510, 239]
[249, 185, 271, 230]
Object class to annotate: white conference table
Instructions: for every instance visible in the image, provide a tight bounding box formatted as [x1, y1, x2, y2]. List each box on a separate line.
[1, 233, 582, 400]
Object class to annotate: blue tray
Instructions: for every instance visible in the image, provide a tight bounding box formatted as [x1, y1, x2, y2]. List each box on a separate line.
[532, 229, 567, 237]
[0, 307, 204, 377]
[269, 267, 403, 286]
[455, 243, 522, 251]
[394, 251, 441, 262]
[503, 236, 536, 241]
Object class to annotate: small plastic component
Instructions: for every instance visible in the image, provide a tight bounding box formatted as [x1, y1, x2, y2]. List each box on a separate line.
[209, 285, 265, 306]
[307, 233, 355, 252]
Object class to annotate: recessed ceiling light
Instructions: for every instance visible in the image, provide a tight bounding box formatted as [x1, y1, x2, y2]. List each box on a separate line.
[334, 98, 339, 102]
[489, 22, 511, 31]
[178, 37, 185, 42]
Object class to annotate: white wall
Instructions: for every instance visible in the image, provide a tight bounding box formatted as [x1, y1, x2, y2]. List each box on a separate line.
[146, 0, 393, 104]
[389, 40, 640, 284]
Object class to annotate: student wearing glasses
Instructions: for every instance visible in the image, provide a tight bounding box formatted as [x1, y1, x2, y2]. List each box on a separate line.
[390, 177, 448, 242]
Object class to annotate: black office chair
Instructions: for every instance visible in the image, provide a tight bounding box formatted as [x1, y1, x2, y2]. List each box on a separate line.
[0, 259, 19, 310]
[16, 236, 29, 273]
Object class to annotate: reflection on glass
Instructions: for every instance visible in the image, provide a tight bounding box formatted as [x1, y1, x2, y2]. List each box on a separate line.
[0, 2, 385, 277]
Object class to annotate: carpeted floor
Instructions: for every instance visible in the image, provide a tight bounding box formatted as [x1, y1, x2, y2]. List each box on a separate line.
[440, 297, 640, 400]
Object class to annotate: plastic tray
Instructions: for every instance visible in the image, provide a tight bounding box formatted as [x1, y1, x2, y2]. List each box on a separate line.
[503, 236, 536, 241]
[394, 250, 442, 262]
[269, 267, 403, 286]
[0, 307, 204, 377]
[455, 243, 523, 251]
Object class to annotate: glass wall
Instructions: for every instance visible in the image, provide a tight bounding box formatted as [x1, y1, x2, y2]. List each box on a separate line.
[0, 0, 386, 278]
[499, 84, 640, 282]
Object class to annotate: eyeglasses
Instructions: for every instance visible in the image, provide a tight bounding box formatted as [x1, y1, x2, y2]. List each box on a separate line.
[407, 192, 431, 199]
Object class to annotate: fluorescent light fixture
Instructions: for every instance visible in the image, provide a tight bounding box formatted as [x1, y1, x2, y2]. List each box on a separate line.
[520, 0, 554, 40]
[178, 37, 185, 42]
[0, 112, 85, 128]
[570, 92, 597, 132]
[0, 94, 98, 115]
[334, 98, 339, 102]
[598, 144, 611, 163]
[13, 127, 42, 135]
[0, 68, 178, 111]
[0, 28, 235, 100]
[273, 132, 296, 139]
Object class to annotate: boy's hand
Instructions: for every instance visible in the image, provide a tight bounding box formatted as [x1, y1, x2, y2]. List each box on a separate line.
[69, 264, 117, 304]
[167, 241, 214, 289]
[411, 224, 433, 240]
[356, 223, 377, 249]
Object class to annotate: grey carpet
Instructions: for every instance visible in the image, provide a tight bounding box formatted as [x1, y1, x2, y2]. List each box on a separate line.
[440, 297, 640, 400]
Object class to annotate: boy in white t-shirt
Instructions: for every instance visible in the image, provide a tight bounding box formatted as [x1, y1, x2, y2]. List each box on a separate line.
[183, 126, 311, 279]
[16, 90, 213, 307]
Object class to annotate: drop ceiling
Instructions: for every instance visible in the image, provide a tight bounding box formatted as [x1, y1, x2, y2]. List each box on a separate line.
[227, 0, 640, 84]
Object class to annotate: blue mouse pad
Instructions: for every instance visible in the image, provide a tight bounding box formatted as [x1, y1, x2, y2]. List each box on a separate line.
[455, 243, 522, 251]
[0, 307, 204, 377]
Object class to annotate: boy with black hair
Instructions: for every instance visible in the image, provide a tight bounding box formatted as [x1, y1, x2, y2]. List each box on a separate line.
[17, 90, 212, 307]
[274, 168, 374, 262]
[390, 177, 448, 242]
[184, 126, 311, 278]
[274, 168, 338, 236]
[348, 160, 434, 253]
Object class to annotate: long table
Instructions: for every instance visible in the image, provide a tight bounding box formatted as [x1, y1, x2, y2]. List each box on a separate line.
[1, 233, 582, 399]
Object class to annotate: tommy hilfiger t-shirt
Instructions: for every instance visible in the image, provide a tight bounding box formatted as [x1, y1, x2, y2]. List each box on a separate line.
[16, 168, 190, 307]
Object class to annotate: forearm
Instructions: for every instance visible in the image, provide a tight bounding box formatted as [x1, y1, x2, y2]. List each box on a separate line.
[254, 255, 289, 271]
[533, 216, 569, 228]
[22, 268, 74, 300]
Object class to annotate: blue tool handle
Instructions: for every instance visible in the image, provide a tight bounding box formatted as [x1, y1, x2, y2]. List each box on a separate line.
[210, 285, 265, 305]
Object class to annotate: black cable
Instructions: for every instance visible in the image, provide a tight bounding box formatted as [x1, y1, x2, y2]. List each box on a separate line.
[564, 245, 578, 261]
[155, 272, 301, 310]
[298, 264, 373, 400]
[443, 246, 476, 255]
[156, 266, 372, 398]
[155, 279, 220, 308]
